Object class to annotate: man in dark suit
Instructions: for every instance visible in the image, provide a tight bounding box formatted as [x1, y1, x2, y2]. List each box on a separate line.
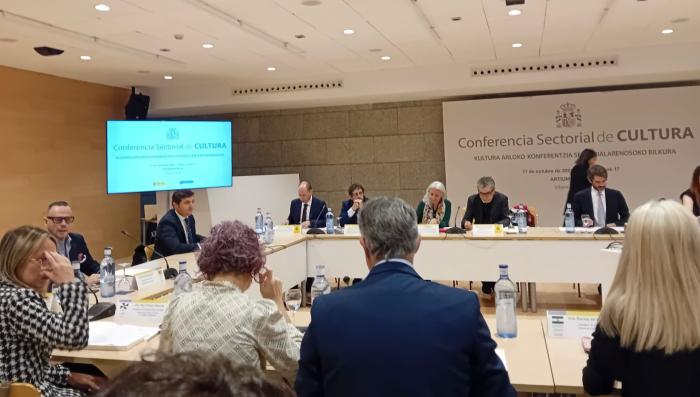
[153, 190, 204, 258]
[44, 201, 100, 283]
[572, 164, 630, 227]
[296, 197, 515, 397]
[286, 181, 327, 229]
[461, 176, 511, 230]
[339, 183, 368, 227]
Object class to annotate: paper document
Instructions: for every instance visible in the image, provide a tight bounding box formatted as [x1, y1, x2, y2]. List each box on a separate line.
[87, 321, 160, 350]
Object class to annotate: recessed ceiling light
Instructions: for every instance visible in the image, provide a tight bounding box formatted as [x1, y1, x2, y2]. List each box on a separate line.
[267, 66, 276, 71]
[381, 55, 391, 61]
[511, 42, 523, 48]
[137, 70, 151, 74]
[451, 16, 462, 21]
[295, 34, 306, 39]
[159, 48, 171, 52]
[369, 48, 382, 52]
[661, 28, 674, 34]
[95, 4, 110, 12]
[80, 55, 92, 61]
[202, 43, 214, 49]
[343, 29, 355, 35]
[301, 0, 321, 6]
[671, 18, 689, 24]
[163, 75, 173, 80]
[508, 9, 521, 16]
[0, 38, 18, 43]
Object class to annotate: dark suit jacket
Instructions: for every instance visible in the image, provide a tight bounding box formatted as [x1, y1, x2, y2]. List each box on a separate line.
[66, 232, 100, 276]
[287, 196, 327, 228]
[339, 198, 368, 227]
[565, 163, 591, 208]
[571, 188, 630, 227]
[583, 325, 700, 397]
[461, 192, 510, 229]
[153, 209, 203, 258]
[295, 261, 516, 397]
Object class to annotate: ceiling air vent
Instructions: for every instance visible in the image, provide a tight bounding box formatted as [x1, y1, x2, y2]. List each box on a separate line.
[471, 56, 618, 77]
[232, 79, 343, 96]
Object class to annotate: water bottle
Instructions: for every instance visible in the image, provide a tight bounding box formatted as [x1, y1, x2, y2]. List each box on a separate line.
[254, 208, 264, 236]
[564, 203, 575, 233]
[310, 265, 331, 305]
[173, 260, 193, 296]
[325, 208, 334, 234]
[263, 212, 275, 244]
[517, 207, 528, 233]
[495, 264, 517, 338]
[99, 247, 116, 298]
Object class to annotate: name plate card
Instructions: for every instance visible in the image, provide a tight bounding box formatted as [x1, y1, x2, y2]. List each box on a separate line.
[343, 225, 360, 236]
[115, 298, 169, 324]
[547, 310, 599, 338]
[472, 224, 503, 237]
[133, 268, 166, 291]
[417, 224, 440, 236]
[275, 225, 301, 235]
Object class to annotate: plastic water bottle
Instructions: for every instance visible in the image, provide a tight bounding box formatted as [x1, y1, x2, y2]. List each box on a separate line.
[564, 203, 575, 233]
[263, 212, 275, 244]
[495, 264, 517, 338]
[325, 208, 334, 234]
[99, 247, 116, 298]
[517, 208, 528, 233]
[254, 208, 264, 236]
[173, 260, 193, 296]
[310, 265, 331, 305]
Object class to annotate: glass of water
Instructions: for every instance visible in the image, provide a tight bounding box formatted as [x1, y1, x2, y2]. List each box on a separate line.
[581, 214, 594, 229]
[285, 288, 302, 324]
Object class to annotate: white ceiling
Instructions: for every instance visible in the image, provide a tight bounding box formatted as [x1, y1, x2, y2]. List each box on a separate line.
[0, 0, 699, 116]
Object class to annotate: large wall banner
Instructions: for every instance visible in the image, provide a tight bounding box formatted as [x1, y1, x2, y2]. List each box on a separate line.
[443, 86, 700, 226]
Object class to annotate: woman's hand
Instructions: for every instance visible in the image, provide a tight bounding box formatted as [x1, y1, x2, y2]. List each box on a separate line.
[68, 372, 106, 393]
[41, 251, 75, 284]
[259, 269, 284, 304]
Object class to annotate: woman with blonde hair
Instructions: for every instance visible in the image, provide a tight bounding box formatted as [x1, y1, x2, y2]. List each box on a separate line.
[0, 226, 102, 396]
[583, 200, 700, 396]
[415, 181, 452, 228]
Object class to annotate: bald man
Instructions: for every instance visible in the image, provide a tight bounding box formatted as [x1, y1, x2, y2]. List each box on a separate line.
[287, 181, 327, 229]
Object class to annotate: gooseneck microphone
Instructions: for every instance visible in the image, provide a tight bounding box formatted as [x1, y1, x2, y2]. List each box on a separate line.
[306, 203, 328, 235]
[445, 205, 466, 234]
[120, 230, 178, 279]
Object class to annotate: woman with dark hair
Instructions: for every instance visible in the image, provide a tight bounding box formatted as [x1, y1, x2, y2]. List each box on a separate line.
[565, 148, 597, 208]
[159, 221, 302, 382]
[680, 165, 700, 216]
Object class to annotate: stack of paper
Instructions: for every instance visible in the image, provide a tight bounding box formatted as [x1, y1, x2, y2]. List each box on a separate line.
[87, 321, 160, 350]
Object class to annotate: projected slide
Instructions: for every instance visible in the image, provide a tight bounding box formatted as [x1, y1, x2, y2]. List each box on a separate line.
[107, 120, 232, 194]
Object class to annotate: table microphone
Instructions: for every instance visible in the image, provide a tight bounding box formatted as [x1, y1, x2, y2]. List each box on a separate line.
[120, 230, 178, 279]
[306, 203, 327, 235]
[445, 205, 466, 234]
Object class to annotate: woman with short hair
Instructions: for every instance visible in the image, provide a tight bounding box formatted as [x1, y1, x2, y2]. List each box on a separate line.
[583, 200, 700, 396]
[159, 221, 302, 382]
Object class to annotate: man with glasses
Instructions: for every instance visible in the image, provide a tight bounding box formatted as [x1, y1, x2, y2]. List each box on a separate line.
[460, 177, 510, 295]
[44, 201, 100, 284]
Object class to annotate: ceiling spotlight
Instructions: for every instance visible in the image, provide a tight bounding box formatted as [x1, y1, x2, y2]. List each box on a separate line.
[267, 66, 276, 71]
[95, 4, 110, 12]
[508, 9, 522, 16]
[381, 55, 391, 61]
[343, 29, 355, 35]
[163, 75, 173, 80]
[295, 34, 306, 39]
[451, 16, 462, 21]
[80, 55, 92, 61]
[202, 43, 214, 49]
[661, 28, 674, 34]
[511, 42, 523, 48]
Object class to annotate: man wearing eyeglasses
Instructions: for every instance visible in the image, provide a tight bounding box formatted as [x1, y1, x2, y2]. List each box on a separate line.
[44, 201, 100, 284]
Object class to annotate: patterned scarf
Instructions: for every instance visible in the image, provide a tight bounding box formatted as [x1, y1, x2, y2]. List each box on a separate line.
[421, 198, 445, 224]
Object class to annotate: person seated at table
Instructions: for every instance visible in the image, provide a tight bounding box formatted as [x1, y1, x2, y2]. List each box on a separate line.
[0, 226, 103, 396]
[295, 197, 515, 397]
[572, 164, 630, 227]
[680, 165, 700, 217]
[153, 189, 205, 258]
[583, 200, 700, 397]
[94, 351, 294, 397]
[159, 220, 302, 382]
[286, 181, 327, 229]
[416, 181, 452, 228]
[340, 183, 368, 227]
[461, 176, 510, 295]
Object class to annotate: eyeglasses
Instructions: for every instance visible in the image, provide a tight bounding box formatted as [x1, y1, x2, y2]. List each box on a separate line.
[46, 216, 75, 225]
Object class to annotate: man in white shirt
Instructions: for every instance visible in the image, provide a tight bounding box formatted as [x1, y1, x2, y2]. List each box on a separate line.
[572, 165, 630, 227]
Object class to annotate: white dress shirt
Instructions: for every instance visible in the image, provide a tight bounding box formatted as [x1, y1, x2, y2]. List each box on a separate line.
[591, 187, 607, 225]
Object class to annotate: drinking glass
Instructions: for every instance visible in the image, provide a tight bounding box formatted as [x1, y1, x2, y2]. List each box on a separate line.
[581, 214, 594, 229]
[285, 288, 302, 324]
[116, 263, 132, 292]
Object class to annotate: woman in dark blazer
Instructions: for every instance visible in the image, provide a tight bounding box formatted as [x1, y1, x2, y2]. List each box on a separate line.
[583, 200, 700, 397]
[565, 148, 597, 208]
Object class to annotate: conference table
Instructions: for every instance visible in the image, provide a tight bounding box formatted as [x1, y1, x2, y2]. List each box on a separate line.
[53, 227, 621, 393]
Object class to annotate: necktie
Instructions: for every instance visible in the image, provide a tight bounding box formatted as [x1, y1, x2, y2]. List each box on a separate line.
[596, 191, 606, 227]
[185, 217, 194, 244]
[301, 203, 309, 223]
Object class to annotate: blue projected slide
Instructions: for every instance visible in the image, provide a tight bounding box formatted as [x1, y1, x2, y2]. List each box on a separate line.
[106, 120, 232, 194]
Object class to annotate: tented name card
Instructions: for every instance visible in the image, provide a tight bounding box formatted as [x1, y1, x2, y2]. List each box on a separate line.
[133, 268, 166, 290]
[417, 224, 440, 236]
[547, 310, 599, 338]
[115, 298, 169, 324]
[471, 224, 503, 237]
[343, 225, 360, 236]
[275, 225, 301, 234]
